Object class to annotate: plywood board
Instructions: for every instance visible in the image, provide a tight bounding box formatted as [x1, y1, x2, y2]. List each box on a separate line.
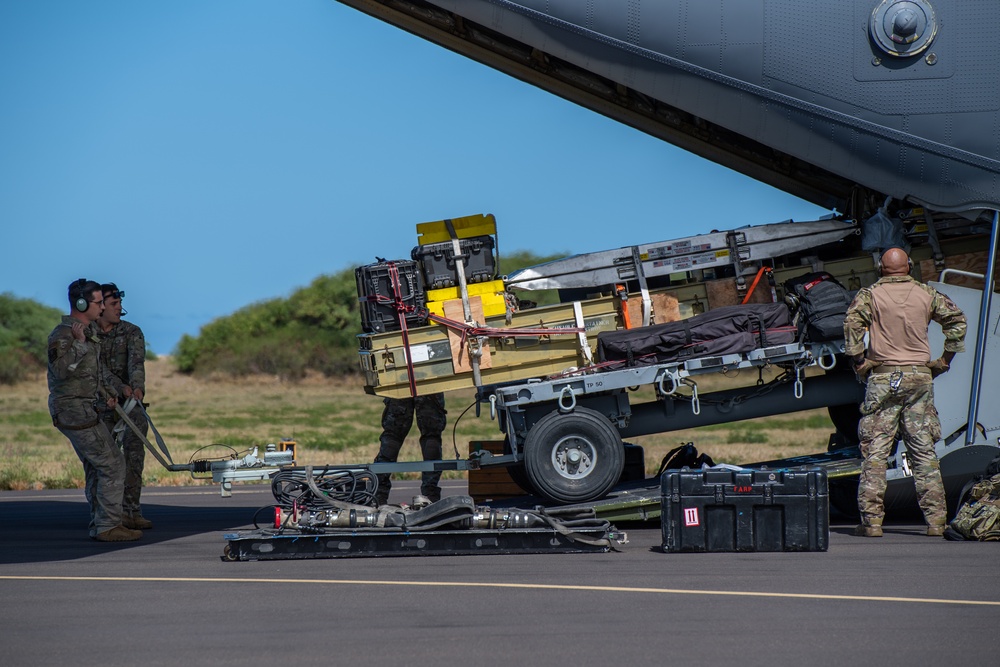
[625, 291, 681, 326]
[442, 296, 492, 373]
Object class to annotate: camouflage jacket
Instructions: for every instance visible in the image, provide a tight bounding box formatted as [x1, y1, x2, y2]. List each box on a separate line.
[47, 316, 114, 424]
[97, 320, 146, 398]
[844, 275, 967, 358]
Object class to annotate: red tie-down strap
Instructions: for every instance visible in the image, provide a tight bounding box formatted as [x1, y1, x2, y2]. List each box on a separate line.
[367, 267, 589, 395]
[363, 262, 420, 397]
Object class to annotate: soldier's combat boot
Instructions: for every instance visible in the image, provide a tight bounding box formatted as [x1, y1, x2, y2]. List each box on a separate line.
[854, 523, 883, 537]
[94, 525, 143, 542]
[926, 523, 946, 537]
[122, 513, 153, 530]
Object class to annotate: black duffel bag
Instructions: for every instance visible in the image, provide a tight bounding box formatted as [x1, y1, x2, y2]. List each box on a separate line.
[596, 302, 795, 365]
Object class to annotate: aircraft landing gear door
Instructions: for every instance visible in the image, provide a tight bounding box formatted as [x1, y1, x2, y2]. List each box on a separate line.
[523, 406, 624, 504]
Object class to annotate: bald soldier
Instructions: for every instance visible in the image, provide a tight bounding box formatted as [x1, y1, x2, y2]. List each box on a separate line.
[844, 247, 967, 538]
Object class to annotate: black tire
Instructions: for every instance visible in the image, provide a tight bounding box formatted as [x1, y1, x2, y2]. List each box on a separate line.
[502, 436, 538, 496]
[827, 402, 861, 449]
[506, 463, 538, 496]
[523, 407, 624, 504]
[829, 479, 860, 521]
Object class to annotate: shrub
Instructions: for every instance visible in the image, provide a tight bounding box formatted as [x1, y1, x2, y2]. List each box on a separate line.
[0, 293, 62, 384]
[174, 249, 569, 378]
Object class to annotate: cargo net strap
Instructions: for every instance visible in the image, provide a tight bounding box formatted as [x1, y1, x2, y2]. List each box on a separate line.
[425, 311, 584, 341]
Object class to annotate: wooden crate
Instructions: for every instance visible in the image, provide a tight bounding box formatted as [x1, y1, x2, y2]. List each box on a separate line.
[468, 441, 524, 504]
[359, 295, 621, 398]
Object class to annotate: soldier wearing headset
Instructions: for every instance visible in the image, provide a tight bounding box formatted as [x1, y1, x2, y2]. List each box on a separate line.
[47, 279, 141, 542]
[844, 247, 967, 538]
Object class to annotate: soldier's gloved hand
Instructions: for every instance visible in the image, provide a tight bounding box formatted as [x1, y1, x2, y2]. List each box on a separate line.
[854, 358, 879, 381]
[926, 357, 950, 378]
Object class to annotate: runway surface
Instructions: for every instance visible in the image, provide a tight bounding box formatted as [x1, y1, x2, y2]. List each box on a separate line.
[2, 481, 998, 667]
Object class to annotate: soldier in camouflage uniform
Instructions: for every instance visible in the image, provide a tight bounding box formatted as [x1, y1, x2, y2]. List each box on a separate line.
[96, 283, 152, 530]
[48, 279, 141, 542]
[373, 393, 447, 505]
[844, 247, 967, 538]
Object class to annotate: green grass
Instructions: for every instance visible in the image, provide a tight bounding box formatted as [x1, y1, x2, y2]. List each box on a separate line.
[0, 360, 841, 490]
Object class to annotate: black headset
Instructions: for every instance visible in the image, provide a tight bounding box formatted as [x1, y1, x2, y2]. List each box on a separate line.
[102, 282, 126, 316]
[71, 278, 90, 313]
[877, 249, 913, 276]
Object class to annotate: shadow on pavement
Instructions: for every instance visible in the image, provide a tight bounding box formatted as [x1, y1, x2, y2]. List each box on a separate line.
[0, 498, 265, 565]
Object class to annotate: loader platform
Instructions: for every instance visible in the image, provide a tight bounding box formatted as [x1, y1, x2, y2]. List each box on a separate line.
[222, 525, 624, 561]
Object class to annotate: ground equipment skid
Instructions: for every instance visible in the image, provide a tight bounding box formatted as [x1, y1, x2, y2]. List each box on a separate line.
[222, 496, 626, 560]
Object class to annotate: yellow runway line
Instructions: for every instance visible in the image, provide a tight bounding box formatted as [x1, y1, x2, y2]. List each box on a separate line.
[1, 575, 998, 607]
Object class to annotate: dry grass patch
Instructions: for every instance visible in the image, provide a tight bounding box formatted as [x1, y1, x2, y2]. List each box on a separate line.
[0, 358, 839, 491]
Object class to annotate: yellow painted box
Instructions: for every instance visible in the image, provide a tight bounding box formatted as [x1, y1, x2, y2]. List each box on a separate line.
[426, 291, 508, 319]
[426, 279, 506, 303]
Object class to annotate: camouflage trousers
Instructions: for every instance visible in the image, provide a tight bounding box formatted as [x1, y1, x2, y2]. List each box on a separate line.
[374, 394, 447, 502]
[102, 406, 149, 516]
[857, 371, 946, 526]
[59, 421, 125, 536]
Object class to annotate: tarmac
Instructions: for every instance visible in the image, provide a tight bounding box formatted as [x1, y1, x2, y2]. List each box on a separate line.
[2, 480, 998, 667]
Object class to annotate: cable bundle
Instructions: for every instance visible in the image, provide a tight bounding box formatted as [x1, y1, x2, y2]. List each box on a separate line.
[271, 467, 379, 509]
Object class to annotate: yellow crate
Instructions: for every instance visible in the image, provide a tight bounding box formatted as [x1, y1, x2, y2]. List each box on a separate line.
[416, 213, 497, 245]
[426, 279, 506, 303]
[426, 291, 508, 318]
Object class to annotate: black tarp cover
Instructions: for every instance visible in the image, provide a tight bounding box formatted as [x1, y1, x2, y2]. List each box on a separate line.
[596, 303, 796, 365]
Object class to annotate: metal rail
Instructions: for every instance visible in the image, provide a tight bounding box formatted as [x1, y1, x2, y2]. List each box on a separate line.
[965, 210, 999, 445]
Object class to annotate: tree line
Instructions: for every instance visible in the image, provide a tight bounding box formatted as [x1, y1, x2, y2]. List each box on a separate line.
[0, 251, 563, 384]
[175, 250, 562, 379]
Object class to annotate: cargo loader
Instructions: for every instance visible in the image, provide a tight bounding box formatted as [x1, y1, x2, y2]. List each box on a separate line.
[352, 210, 999, 520]
[333, 0, 1000, 521]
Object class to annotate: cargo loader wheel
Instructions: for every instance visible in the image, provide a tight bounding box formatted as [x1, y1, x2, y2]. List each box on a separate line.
[502, 437, 539, 496]
[523, 407, 624, 504]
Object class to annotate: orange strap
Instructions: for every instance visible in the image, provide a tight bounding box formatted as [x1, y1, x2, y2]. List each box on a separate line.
[615, 284, 632, 330]
[742, 267, 773, 305]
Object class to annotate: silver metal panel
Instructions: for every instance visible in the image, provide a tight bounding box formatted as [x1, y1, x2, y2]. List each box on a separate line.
[927, 281, 999, 447]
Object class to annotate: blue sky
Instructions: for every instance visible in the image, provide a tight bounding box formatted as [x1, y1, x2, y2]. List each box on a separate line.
[0, 1, 830, 354]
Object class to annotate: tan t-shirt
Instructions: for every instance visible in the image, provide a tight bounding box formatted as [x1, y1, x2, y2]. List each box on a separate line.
[867, 281, 932, 365]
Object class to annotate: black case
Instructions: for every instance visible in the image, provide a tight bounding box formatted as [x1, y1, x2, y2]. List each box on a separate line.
[411, 235, 496, 290]
[661, 468, 829, 552]
[355, 260, 426, 333]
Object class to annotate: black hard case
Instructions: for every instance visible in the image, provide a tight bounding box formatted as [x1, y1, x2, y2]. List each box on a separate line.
[355, 260, 426, 333]
[411, 235, 496, 290]
[661, 468, 829, 552]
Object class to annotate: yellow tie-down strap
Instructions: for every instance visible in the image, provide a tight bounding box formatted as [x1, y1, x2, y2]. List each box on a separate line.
[416, 213, 497, 244]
